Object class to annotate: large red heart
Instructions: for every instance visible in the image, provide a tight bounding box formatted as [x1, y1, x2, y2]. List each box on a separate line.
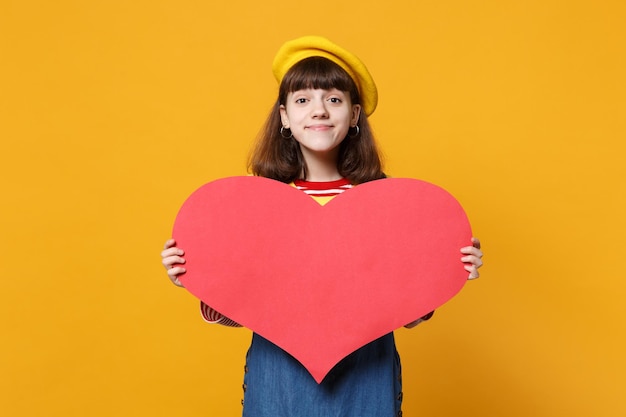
[173, 176, 471, 383]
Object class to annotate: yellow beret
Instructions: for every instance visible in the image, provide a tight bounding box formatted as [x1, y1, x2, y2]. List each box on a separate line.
[272, 36, 378, 116]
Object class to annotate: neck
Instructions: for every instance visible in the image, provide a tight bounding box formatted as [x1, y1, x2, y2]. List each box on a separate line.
[300, 148, 342, 182]
[304, 170, 343, 182]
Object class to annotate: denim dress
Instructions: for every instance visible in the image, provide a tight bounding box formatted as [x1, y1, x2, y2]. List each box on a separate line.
[241, 332, 403, 417]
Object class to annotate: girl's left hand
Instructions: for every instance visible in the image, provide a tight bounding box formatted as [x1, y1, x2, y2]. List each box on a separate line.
[461, 237, 483, 280]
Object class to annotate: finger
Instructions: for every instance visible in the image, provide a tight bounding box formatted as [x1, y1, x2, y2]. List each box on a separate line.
[460, 246, 483, 258]
[163, 239, 176, 249]
[161, 247, 184, 259]
[167, 266, 186, 277]
[170, 276, 186, 287]
[162, 255, 186, 269]
[464, 264, 480, 280]
[461, 255, 483, 268]
[168, 267, 187, 286]
[471, 237, 481, 250]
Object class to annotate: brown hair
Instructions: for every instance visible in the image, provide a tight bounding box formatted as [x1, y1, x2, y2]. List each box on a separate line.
[248, 57, 385, 184]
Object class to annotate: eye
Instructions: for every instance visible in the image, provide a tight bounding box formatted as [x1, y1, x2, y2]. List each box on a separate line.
[328, 97, 342, 103]
[295, 97, 308, 104]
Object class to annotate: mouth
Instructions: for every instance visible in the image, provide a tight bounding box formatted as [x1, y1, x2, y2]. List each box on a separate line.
[306, 124, 333, 131]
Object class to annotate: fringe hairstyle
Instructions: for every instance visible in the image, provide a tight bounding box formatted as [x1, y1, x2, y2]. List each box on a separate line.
[248, 57, 385, 184]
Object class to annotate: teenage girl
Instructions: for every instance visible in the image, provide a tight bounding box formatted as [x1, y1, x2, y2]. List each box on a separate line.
[161, 36, 483, 417]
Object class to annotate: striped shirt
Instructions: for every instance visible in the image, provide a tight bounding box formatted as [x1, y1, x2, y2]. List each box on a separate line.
[200, 178, 433, 327]
[293, 178, 353, 197]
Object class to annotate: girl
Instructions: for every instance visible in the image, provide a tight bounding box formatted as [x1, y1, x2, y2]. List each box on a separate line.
[161, 36, 483, 417]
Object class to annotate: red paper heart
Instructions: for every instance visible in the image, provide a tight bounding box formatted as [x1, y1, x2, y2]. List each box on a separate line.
[173, 176, 471, 383]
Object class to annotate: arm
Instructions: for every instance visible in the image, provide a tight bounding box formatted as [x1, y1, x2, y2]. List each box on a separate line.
[404, 311, 435, 329]
[200, 302, 242, 327]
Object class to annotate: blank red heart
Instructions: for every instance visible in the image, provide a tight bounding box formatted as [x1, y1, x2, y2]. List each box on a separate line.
[173, 176, 471, 383]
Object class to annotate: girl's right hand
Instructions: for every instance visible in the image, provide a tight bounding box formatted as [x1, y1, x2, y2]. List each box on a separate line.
[161, 238, 186, 287]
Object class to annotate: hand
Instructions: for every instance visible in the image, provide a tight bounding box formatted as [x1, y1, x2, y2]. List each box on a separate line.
[461, 237, 483, 280]
[161, 238, 186, 287]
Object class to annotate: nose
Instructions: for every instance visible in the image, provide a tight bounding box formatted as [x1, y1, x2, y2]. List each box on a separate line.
[311, 98, 328, 118]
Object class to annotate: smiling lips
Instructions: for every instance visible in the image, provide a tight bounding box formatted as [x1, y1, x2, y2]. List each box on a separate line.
[306, 124, 333, 131]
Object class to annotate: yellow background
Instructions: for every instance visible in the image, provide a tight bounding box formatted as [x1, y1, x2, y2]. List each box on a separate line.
[1, 1, 625, 416]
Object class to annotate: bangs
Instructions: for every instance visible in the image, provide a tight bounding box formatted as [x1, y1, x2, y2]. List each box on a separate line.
[280, 57, 360, 103]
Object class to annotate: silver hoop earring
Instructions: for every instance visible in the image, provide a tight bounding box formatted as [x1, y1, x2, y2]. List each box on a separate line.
[280, 126, 293, 139]
[348, 125, 360, 138]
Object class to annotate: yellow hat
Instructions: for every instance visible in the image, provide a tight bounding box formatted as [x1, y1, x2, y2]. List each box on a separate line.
[272, 36, 378, 116]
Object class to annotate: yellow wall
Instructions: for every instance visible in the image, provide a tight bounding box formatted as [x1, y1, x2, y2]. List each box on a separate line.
[1, 1, 624, 415]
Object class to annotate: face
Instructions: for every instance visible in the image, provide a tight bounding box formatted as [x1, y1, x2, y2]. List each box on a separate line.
[280, 88, 361, 162]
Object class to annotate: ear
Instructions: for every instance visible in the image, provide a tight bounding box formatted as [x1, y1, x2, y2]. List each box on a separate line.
[279, 104, 289, 128]
[351, 104, 362, 126]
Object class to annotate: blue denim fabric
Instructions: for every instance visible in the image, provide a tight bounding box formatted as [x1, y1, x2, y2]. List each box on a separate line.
[242, 333, 402, 417]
